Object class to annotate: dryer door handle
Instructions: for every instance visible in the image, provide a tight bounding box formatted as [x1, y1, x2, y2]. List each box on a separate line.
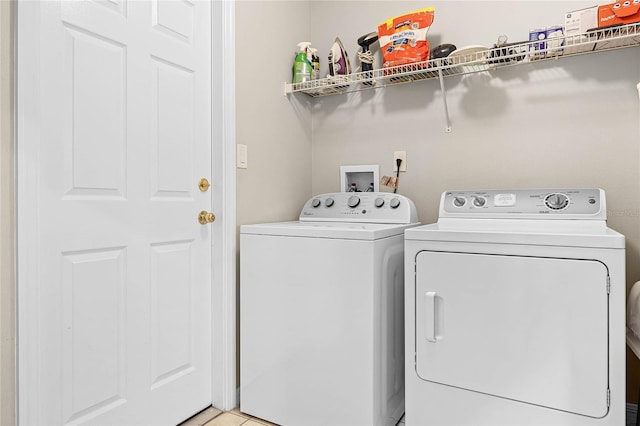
[425, 291, 438, 342]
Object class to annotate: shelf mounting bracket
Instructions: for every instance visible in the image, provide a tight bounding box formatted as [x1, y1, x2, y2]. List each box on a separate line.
[438, 68, 452, 133]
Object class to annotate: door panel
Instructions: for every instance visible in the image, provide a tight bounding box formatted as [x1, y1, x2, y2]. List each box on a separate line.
[63, 24, 126, 196]
[152, 0, 194, 42]
[150, 240, 195, 388]
[61, 248, 127, 424]
[18, 1, 212, 424]
[151, 57, 195, 195]
[415, 251, 609, 418]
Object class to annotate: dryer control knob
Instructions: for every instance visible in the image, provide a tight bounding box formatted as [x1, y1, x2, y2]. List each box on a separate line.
[453, 196, 466, 207]
[390, 198, 401, 209]
[311, 198, 321, 208]
[325, 198, 335, 207]
[473, 196, 486, 207]
[375, 198, 385, 208]
[545, 193, 569, 210]
[348, 195, 361, 208]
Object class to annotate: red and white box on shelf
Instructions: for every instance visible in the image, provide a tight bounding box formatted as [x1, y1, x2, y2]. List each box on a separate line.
[598, 0, 640, 27]
[595, 1, 640, 49]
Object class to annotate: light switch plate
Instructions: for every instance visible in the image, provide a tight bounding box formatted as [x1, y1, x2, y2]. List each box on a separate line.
[237, 144, 248, 169]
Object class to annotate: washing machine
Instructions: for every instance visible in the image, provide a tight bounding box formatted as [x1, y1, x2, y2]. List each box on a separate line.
[240, 192, 419, 426]
[405, 189, 625, 425]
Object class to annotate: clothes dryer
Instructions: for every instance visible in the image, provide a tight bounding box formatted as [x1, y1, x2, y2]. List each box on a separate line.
[241, 192, 419, 426]
[405, 189, 625, 425]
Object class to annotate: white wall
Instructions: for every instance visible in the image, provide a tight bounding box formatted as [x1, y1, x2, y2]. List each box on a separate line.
[236, 0, 314, 228]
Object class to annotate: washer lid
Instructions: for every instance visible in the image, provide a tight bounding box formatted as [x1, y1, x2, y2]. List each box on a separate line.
[241, 221, 419, 240]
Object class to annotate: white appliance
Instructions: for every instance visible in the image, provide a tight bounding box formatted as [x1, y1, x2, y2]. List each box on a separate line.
[405, 189, 625, 425]
[240, 192, 419, 426]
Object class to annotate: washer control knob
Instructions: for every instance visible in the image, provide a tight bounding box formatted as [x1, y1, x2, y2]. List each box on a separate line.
[473, 196, 486, 207]
[325, 198, 334, 207]
[453, 196, 466, 207]
[375, 198, 385, 208]
[390, 198, 401, 209]
[348, 195, 361, 208]
[545, 193, 569, 210]
[311, 198, 321, 208]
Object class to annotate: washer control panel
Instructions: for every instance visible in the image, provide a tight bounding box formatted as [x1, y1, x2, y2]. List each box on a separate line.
[440, 189, 605, 220]
[300, 192, 418, 224]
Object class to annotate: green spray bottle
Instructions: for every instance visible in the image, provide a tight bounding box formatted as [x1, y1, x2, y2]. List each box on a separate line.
[292, 42, 312, 84]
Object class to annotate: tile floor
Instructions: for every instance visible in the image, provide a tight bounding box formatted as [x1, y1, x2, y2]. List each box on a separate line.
[204, 408, 277, 426]
[202, 410, 406, 426]
[180, 405, 406, 426]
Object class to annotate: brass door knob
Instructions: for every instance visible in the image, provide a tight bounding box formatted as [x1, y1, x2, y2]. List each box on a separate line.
[198, 178, 210, 192]
[198, 211, 216, 224]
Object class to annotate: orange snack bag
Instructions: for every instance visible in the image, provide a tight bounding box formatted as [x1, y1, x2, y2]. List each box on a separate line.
[378, 7, 435, 69]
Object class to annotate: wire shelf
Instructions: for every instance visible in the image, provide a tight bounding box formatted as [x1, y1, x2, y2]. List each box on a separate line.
[284, 22, 640, 98]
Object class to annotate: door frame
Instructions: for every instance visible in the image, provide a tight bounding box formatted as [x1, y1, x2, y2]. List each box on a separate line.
[13, 0, 237, 422]
[0, 1, 15, 425]
[211, 0, 237, 412]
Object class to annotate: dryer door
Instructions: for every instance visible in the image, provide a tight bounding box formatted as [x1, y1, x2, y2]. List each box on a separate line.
[415, 251, 609, 418]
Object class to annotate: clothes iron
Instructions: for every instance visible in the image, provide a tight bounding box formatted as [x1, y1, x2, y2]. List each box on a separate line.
[328, 37, 352, 76]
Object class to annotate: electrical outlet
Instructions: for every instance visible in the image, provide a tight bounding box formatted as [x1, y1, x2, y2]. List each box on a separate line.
[393, 151, 407, 172]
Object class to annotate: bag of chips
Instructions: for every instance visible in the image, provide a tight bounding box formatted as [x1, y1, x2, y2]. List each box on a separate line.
[378, 7, 435, 69]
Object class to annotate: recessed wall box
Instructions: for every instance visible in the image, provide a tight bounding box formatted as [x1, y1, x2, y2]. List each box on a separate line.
[340, 165, 380, 193]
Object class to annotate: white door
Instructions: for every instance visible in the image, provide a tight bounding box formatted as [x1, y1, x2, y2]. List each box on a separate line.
[17, 1, 213, 424]
[415, 251, 609, 418]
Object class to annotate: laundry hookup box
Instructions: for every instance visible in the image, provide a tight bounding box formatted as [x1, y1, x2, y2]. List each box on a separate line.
[340, 165, 379, 193]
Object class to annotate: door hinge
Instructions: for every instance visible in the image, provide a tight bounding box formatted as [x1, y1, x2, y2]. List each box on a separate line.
[606, 275, 611, 294]
[607, 388, 611, 407]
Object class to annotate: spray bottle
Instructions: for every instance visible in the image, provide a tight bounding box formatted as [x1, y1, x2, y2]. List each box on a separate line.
[292, 42, 312, 84]
[309, 47, 320, 80]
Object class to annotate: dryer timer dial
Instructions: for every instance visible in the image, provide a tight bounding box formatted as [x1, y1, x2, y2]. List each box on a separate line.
[453, 197, 466, 207]
[472, 196, 486, 207]
[545, 193, 569, 210]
